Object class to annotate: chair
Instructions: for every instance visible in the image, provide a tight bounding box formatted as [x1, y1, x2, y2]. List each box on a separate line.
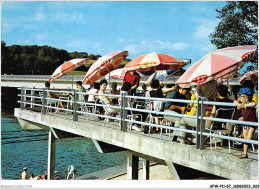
[39, 92, 58, 113]
[206, 108, 235, 153]
[81, 98, 96, 120]
[100, 97, 120, 126]
[148, 101, 165, 134]
[127, 107, 143, 131]
[58, 96, 72, 115]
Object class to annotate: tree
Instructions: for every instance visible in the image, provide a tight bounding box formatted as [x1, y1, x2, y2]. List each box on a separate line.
[210, 1, 258, 72]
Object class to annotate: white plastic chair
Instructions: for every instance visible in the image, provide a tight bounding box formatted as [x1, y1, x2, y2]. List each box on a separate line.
[39, 92, 58, 113]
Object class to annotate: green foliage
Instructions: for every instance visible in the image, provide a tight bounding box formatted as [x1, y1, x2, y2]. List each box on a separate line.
[1, 42, 103, 75]
[210, 1, 258, 73]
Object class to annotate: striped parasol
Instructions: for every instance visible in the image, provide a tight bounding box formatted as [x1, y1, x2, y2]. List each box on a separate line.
[105, 68, 144, 80]
[83, 51, 128, 84]
[49, 58, 89, 82]
[125, 52, 190, 72]
[177, 45, 257, 86]
[239, 70, 258, 84]
[145, 69, 179, 86]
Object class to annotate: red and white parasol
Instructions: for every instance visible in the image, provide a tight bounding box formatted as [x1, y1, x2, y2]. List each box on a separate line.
[177, 45, 257, 86]
[83, 51, 128, 84]
[49, 58, 89, 82]
[239, 70, 258, 84]
[125, 52, 190, 72]
[104, 68, 143, 80]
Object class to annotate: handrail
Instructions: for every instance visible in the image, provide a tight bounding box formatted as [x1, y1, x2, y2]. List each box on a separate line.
[17, 87, 258, 151]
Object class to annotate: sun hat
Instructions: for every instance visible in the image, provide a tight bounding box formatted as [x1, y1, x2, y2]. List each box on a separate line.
[239, 88, 254, 97]
[23, 167, 27, 171]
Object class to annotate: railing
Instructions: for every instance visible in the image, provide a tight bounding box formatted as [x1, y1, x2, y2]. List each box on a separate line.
[2, 74, 181, 83]
[2, 75, 240, 84]
[17, 87, 258, 151]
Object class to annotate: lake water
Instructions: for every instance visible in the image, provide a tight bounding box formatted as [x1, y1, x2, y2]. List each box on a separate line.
[1, 113, 127, 180]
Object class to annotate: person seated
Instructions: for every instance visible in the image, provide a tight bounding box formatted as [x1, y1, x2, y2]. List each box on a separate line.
[86, 82, 94, 92]
[140, 84, 148, 96]
[21, 167, 29, 180]
[165, 86, 191, 114]
[228, 85, 241, 101]
[76, 81, 87, 102]
[99, 79, 120, 116]
[110, 82, 120, 104]
[111, 82, 120, 95]
[29, 174, 38, 180]
[207, 85, 233, 129]
[45, 82, 65, 111]
[87, 82, 100, 103]
[162, 84, 177, 97]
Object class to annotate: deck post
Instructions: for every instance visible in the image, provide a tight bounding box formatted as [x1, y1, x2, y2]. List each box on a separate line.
[120, 91, 128, 132]
[127, 151, 139, 180]
[196, 97, 206, 149]
[47, 129, 56, 180]
[30, 88, 35, 108]
[142, 159, 150, 180]
[199, 97, 206, 150]
[73, 89, 79, 121]
[20, 87, 25, 109]
[42, 88, 47, 114]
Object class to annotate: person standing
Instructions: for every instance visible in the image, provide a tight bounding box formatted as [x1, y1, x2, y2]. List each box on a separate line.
[123, 71, 140, 96]
[67, 165, 76, 180]
[234, 88, 257, 159]
[21, 167, 29, 180]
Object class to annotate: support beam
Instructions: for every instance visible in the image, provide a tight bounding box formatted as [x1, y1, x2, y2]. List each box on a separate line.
[92, 139, 126, 153]
[47, 129, 56, 180]
[165, 160, 180, 180]
[127, 151, 139, 180]
[142, 159, 150, 180]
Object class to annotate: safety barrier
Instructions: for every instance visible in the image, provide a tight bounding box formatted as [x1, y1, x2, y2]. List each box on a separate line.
[17, 87, 258, 151]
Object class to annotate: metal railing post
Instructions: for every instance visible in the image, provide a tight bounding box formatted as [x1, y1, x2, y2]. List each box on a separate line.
[120, 91, 128, 132]
[73, 89, 79, 121]
[31, 87, 35, 108]
[195, 97, 201, 149]
[20, 87, 25, 109]
[199, 97, 206, 150]
[42, 88, 47, 114]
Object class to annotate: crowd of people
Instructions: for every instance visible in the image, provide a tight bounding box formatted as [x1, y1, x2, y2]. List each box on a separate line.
[44, 70, 258, 159]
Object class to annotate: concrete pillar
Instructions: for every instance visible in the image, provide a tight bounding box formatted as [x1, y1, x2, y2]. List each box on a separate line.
[47, 129, 56, 180]
[166, 161, 180, 180]
[127, 151, 139, 180]
[142, 159, 150, 180]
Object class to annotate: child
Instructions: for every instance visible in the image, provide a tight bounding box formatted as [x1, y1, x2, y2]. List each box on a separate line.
[234, 88, 257, 159]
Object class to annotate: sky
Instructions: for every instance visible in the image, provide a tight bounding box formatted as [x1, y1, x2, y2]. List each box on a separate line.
[1, 1, 228, 69]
